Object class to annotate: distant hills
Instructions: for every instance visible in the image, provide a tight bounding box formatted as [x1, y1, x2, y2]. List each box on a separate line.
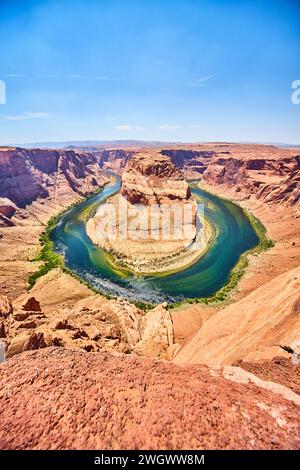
[14, 140, 181, 149]
[8, 139, 300, 150]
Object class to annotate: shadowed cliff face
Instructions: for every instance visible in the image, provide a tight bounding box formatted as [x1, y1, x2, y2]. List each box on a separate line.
[0, 147, 109, 224]
[161, 148, 216, 178]
[97, 149, 136, 173]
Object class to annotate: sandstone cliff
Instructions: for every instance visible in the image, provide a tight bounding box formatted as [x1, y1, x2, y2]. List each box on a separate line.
[202, 145, 300, 207]
[0, 147, 109, 211]
[97, 149, 135, 173]
[121, 152, 193, 205]
[174, 266, 300, 365]
[161, 148, 216, 179]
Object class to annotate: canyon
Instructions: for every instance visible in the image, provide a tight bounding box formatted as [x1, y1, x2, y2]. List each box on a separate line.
[0, 142, 300, 449]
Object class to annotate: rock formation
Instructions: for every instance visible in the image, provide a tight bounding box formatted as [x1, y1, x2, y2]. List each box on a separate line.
[86, 152, 209, 273]
[202, 144, 300, 207]
[0, 197, 28, 227]
[0, 279, 176, 359]
[0, 347, 299, 450]
[121, 152, 193, 205]
[161, 148, 216, 178]
[97, 149, 135, 173]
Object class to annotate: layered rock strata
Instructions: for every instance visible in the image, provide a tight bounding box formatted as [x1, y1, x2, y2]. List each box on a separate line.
[0, 147, 109, 209]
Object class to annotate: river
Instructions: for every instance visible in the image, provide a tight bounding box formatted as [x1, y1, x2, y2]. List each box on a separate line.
[50, 176, 259, 304]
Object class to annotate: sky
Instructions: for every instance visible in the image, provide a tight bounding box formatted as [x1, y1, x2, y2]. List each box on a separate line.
[0, 0, 299, 145]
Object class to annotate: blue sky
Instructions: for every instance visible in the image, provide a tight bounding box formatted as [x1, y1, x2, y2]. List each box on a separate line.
[0, 0, 299, 145]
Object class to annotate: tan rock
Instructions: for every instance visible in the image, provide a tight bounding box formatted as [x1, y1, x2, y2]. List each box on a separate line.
[136, 303, 174, 358]
[174, 266, 300, 366]
[6, 332, 46, 358]
[121, 152, 192, 205]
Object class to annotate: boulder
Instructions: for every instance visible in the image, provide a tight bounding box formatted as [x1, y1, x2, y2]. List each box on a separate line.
[6, 332, 46, 358]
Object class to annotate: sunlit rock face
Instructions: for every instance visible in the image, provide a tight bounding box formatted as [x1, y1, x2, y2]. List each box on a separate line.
[0, 147, 109, 208]
[121, 152, 193, 205]
[202, 145, 300, 208]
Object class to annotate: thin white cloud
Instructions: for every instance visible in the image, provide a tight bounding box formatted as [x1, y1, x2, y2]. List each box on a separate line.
[5, 73, 129, 81]
[115, 125, 144, 131]
[68, 74, 109, 80]
[105, 116, 117, 121]
[159, 125, 183, 130]
[2, 112, 52, 121]
[188, 74, 216, 87]
[191, 124, 201, 128]
[68, 74, 130, 81]
[5, 74, 28, 78]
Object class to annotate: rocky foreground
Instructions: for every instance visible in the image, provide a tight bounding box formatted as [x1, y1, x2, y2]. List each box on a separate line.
[0, 347, 299, 450]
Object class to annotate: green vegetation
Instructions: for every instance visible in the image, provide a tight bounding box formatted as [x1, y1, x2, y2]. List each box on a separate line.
[28, 213, 65, 289]
[28, 182, 274, 311]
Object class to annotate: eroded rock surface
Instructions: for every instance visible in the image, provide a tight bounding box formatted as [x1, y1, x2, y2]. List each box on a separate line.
[0, 347, 299, 450]
[202, 144, 300, 207]
[174, 266, 300, 365]
[121, 152, 193, 205]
